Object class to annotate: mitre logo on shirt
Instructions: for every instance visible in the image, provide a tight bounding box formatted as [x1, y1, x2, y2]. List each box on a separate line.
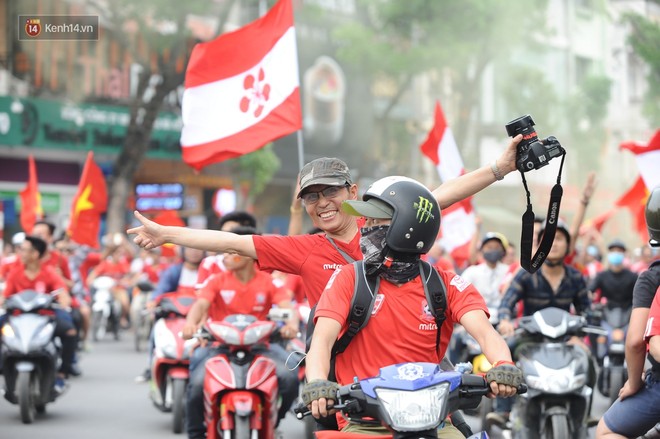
[371, 294, 385, 316]
[220, 289, 236, 304]
[420, 299, 435, 322]
[450, 274, 470, 292]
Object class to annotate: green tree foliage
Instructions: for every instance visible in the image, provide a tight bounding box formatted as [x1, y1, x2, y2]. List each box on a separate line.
[229, 144, 281, 210]
[623, 10, 660, 126]
[330, 0, 549, 167]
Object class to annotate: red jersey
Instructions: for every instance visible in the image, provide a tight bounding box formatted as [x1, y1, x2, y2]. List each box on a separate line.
[645, 287, 660, 342]
[198, 269, 289, 321]
[3, 264, 68, 298]
[43, 250, 72, 280]
[92, 259, 131, 281]
[253, 233, 362, 307]
[315, 265, 487, 384]
[196, 254, 226, 287]
[1, 255, 19, 279]
[284, 274, 305, 304]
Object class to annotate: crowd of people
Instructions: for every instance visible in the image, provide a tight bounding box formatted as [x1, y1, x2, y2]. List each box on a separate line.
[1, 136, 659, 438]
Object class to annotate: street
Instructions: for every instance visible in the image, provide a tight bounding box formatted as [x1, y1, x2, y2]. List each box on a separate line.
[0, 332, 612, 439]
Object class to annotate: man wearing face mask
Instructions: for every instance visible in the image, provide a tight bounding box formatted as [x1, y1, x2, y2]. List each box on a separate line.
[489, 221, 594, 428]
[460, 232, 510, 315]
[589, 240, 637, 311]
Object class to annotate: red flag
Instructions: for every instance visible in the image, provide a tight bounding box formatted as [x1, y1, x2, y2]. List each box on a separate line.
[616, 176, 650, 241]
[181, 0, 302, 171]
[579, 209, 615, 236]
[620, 130, 660, 190]
[67, 152, 108, 248]
[19, 155, 43, 233]
[420, 101, 475, 269]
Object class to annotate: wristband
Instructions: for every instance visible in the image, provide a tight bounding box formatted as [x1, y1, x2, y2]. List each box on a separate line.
[490, 160, 504, 181]
[492, 360, 515, 368]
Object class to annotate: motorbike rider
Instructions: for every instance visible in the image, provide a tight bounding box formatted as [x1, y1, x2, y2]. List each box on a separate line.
[596, 186, 660, 439]
[32, 220, 87, 376]
[492, 220, 594, 426]
[588, 239, 638, 361]
[0, 236, 78, 393]
[302, 176, 522, 437]
[181, 226, 300, 439]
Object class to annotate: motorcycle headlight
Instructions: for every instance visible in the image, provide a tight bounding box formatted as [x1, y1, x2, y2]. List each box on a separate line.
[1, 324, 15, 339]
[375, 382, 449, 431]
[526, 362, 586, 394]
[154, 320, 177, 358]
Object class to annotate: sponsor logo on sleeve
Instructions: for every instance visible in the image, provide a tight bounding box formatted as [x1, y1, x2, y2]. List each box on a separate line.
[450, 274, 470, 292]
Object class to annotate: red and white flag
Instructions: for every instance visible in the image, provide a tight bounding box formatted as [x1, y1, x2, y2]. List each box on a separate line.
[620, 129, 660, 191]
[420, 101, 476, 269]
[181, 0, 302, 171]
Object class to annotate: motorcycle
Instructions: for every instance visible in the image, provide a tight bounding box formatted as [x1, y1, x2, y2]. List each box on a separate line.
[1, 290, 64, 424]
[200, 313, 282, 439]
[90, 276, 122, 342]
[149, 292, 196, 434]
[508, 307, 606, 439]
[131, 280, 155, 352]
[295, 361, 519, 439]
[595, 304, 631, 405]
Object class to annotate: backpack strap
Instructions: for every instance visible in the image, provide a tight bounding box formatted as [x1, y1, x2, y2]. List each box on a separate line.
[325, 235, 356, 264]
[332, 261, 379, 356]
[419, 260, 447, 355]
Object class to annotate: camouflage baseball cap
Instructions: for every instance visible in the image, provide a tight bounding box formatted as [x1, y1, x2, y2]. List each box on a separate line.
[297, 157, 352, 198]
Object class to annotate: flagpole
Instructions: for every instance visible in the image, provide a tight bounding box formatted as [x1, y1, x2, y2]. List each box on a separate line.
[296, 130, 305, 170]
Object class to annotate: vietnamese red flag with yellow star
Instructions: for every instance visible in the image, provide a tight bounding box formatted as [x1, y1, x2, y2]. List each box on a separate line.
[19, 154, 43, 233]
[67, 152, 107, 248]
[180, 0, 301, 171]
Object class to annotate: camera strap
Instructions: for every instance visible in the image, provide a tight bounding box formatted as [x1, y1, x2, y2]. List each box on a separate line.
[519, 152, 566, 273]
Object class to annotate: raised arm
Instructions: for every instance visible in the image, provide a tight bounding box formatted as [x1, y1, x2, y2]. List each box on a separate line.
[432, 135, 521, 209]
[128, 211, 257, 259]
[569, 172, 596, 256]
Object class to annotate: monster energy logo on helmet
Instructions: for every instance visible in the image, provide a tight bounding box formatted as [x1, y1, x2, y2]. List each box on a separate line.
[414, 197, 435, 223]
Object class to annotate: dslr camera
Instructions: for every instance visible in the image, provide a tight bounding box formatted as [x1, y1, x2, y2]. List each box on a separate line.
[505, 115, 565, 173]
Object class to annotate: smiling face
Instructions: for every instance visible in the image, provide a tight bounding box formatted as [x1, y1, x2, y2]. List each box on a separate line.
[301, 183, 359, 234]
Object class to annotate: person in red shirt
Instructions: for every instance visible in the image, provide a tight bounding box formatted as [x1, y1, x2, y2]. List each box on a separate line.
[0, 236, 78, 391]
[86, 240, 133, 327]
[129, 135, 522, 310]
[181, 226, 299, 439]
[302, 177, 521, 436]
[646, 289, 660, 363]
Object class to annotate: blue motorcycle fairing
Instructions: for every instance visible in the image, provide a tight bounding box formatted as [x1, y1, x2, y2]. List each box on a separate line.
[359, 362, 462, 399]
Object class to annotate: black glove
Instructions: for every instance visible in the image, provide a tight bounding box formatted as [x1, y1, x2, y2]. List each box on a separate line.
[486, 361, 523, 388]
[301, 380, 339, 406]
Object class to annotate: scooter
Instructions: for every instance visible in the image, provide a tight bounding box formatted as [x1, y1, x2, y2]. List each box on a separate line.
[131, 280, 155, 352]
[595, 304, 631, 405]
[90, 276, 122, 342]
[149, 292, 196, 434]
[1, 290, 64, 424]
[200, 314, 282, 439]
[295, 361, 519, 439]
[508, 307, 606, 439]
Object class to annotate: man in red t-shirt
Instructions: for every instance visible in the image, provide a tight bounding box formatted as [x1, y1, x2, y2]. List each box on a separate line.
[0, 236, 78, 390]
[86, 242, 132, 327]
[181, 227, 299, 439]
[302, 177, 522, 436]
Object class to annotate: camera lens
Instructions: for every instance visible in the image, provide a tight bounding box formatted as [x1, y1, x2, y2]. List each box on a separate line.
[505, 114, 535, 138]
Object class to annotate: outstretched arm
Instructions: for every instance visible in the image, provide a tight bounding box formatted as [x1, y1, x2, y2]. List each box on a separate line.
[432, 135, 521, 209]
[127, 211, 257, 259]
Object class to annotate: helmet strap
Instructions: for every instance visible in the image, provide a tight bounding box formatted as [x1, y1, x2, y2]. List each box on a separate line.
[519, 153, 566, 274]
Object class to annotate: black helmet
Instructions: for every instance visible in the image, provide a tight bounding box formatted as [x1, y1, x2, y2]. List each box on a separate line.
[647, 186, 660, 247]
[342, 176, 441, 254]
[537, 219, 571, 253]
[480, 232, 509, 251]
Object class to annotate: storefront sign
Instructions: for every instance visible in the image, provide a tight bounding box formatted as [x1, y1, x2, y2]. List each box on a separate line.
[0, 96, 182, 159]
